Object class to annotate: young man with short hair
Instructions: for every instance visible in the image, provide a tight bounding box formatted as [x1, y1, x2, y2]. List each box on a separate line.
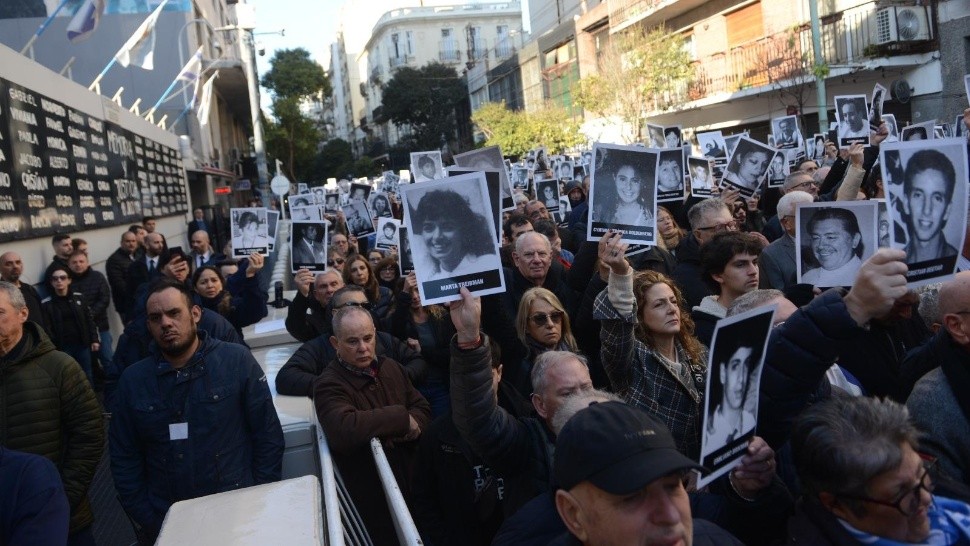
[693, 231, 765, 345]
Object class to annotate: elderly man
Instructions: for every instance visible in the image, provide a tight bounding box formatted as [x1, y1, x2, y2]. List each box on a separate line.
[110, 280, 283, 543]
[907, 271, 970, 490]
[672, 198, 739, 308]
[106, 230, 141, 322]
[0, 251, 51, 335]
[285, 268, 344, 342]
[553, 402, 744, 545]
[789, 395, 970, 544]
[0, 281, 103, 544]
[314, 305, 431, 545]
[502, 232, 579, 320]
[760, 191, 815, 290]
[277, 285, 429, 396]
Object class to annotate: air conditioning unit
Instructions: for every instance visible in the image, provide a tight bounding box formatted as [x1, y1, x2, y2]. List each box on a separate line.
[874, 6, 932, 45]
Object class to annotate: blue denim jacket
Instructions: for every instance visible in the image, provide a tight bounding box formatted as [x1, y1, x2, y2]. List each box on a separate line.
[108, 331, 284, 534]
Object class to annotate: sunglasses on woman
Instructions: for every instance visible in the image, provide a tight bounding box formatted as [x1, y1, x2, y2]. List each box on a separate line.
[327, 257, 345, 267]
[530, 311, 564, 326]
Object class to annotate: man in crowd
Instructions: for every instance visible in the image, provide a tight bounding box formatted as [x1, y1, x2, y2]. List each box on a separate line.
[187, 208, 208, 237]
[0, 251, 51, 336]
[907, 270, 970, 489]
[277, 285, 428, 396]
[673, 198, 739, 308]
[188, 230, 223, 274]
[0, 281, 103, 545]
[67, 250, 114, 371]
[129, 224, 147, 250]
[44, 234, 73, 292]
[285, 268, 344, 342]
[106, 230, 141, 322]
[760, 190, 814, 290]
[503, 232, 578, 319]
[142, 216, 157, 233]
[553, 402, 744, 545]
[314, 305, 431, 545]
[693, 231, 764, 345]
[500, 213, 533, 267]
[110, 280, 284, 543]
[126, 232, 166, 295]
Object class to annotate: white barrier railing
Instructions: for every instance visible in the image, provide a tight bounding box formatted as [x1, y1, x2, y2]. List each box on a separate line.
[369, 438, 423, 545]
[312, 407, 345, 546]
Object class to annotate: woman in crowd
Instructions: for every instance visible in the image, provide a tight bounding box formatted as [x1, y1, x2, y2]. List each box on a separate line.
[191, 252, 268, 338]
[375, 256, 400, 293]
[342, 254, 392, 319]
[510, 287, 579, 396]
[591, 159, 655, 227]
[411, 189, 498, 281]
[593, 232, 708, 458]
[657, 206, 686, 252]
[387, 273, 456, 417]
[43, 264, 99, 386]
[367, 249, 384, 269]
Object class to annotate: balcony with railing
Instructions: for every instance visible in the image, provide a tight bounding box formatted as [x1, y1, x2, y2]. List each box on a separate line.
[468, 37, 488, 61]
[440, 41, 462, 63]
[494, 37, 515, 60]
[389, 54, 413, 69]
[660, 4, 931, 110]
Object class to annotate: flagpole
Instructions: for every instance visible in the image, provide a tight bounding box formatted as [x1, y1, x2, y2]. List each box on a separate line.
[88, 57, 118, 91]
[147, 79, 184, 116]
[19, 0, 71, 56]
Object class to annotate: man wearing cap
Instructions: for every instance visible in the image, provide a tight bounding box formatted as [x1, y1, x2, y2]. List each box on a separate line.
[553, 402, 744, 545]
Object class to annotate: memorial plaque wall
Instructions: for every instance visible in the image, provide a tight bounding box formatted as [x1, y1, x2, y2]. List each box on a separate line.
[0, 76, 189, 242]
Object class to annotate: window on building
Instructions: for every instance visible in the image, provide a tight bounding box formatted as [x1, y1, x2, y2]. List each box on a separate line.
[726, 1, 763, 47]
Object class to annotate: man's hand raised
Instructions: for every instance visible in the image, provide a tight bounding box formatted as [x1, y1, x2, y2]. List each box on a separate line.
[844, 248, 909, 326]
[449, 287, 482, 344]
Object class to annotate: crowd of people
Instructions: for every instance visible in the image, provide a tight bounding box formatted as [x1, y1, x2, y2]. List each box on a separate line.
[3, 110, 970, 546]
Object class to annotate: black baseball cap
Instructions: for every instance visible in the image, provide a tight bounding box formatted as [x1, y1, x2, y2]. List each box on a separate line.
[554, 402, 704, 495]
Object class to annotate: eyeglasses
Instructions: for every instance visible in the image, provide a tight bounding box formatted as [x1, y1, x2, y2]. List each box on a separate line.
[838, 457, 937, 517]
[695, 220, 738, 233]
[327, 258, 345, 267]
[792, 180, 819, 190]
[50, 275, 69, 281]
[529, 311, 564, 326]
[333, 300, 372, 311]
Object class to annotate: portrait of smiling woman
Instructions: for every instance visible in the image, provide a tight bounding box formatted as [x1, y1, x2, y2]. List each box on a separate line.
[410, 188, 497, 281]
[722, 137, 774, 196]
[591, 147, 656, 227]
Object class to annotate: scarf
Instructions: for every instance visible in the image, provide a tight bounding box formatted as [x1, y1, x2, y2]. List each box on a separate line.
[839, 496, 970, 545]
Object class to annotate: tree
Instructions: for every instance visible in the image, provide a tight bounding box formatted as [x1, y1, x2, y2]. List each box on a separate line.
[756, 27, 824, 130]
[472, 101, 585, 157]
[381, 62, 466, 150]
[314, 138, 354, 179]
[573, 25, 694, 143]
[260, 48, 331, 181]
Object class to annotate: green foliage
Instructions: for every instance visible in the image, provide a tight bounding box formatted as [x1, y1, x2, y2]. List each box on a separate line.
[572, 25, 694, 143]
[471, 101, 584, 157]
[260, 48, 331, 182]
[381, 62, 466, 150]
[352, 156, 382, 178]
[314, 138, 354, 179]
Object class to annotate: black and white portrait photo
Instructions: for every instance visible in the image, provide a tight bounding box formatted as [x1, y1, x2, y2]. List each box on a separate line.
[901, 120, 935, 142]
[771, 115, 802, 149]
[808, 133, 826, 161]
[688, 156, 715, 197]
[881, 138, 969, 286]
[374, 218, 400, 252]
[411, 151, 445, 182]
[289, 194, 313, 211]
[656, 148, 686, 202]
[646, 123, 665, 148]
[724, 134, 744, 159]
[796, 201, 878, 288]
[587, 143, 658, 245]
[368, 192, 393, 219]
[834, 95, 870, 147]
[868, 83, 887, 134]
[697, 130, 727, 159]
[379, 170, 403, 197]
[323, 192, 340, 213]
[556, 160, 574, 181]
[349, 182, 372, 202]
[341, 201, 375, 239]
[311, 186, 326, 204]
[721, 136, 774, 197]
[289, 203, 321, 222]
[883, 114, 900, 143]
[767, 149, 789, 189]
[401, 172, 505, 304]
[447, 167, 504, 242]
[398, 226, 414, 275]
[454, 145, 515, 211]
[265, 210, 281, 252]
[297, 183, 308, 194]
[230, 207, 271, 257]
[291, 220, 328, 272]
[536, 179, 561, 212]
[955, 115, 965, 139]
[698, 305, 775, 488]
[663, 125, 682, 149]
[511, 166, 530, 190]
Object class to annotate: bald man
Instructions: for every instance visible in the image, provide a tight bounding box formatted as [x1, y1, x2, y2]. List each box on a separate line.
[188, 230, 223, 273]
[0, 252, 52, 336]
[906, 271, 970, 489]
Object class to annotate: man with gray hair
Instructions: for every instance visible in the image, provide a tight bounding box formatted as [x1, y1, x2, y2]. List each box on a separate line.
[673, 198, 738, 308]
[0, 251, 51, 336]
[0, 281, 103, 543]
[502, 231, 579, 319]
[760, 190, 815, 290]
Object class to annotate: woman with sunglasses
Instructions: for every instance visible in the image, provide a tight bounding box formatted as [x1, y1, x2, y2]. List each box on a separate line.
[387, 273, 456, 416]
[327, 249, 346, 272]
[593, 231, 708, 459]
[43, 264, 99, 386]
[342, 254, 392, 320]
[509, 287, 579, 396]
[191, 253, 268, 339]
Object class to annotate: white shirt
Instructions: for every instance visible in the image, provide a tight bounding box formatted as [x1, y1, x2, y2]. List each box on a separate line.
[802, 255, 863, 287]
